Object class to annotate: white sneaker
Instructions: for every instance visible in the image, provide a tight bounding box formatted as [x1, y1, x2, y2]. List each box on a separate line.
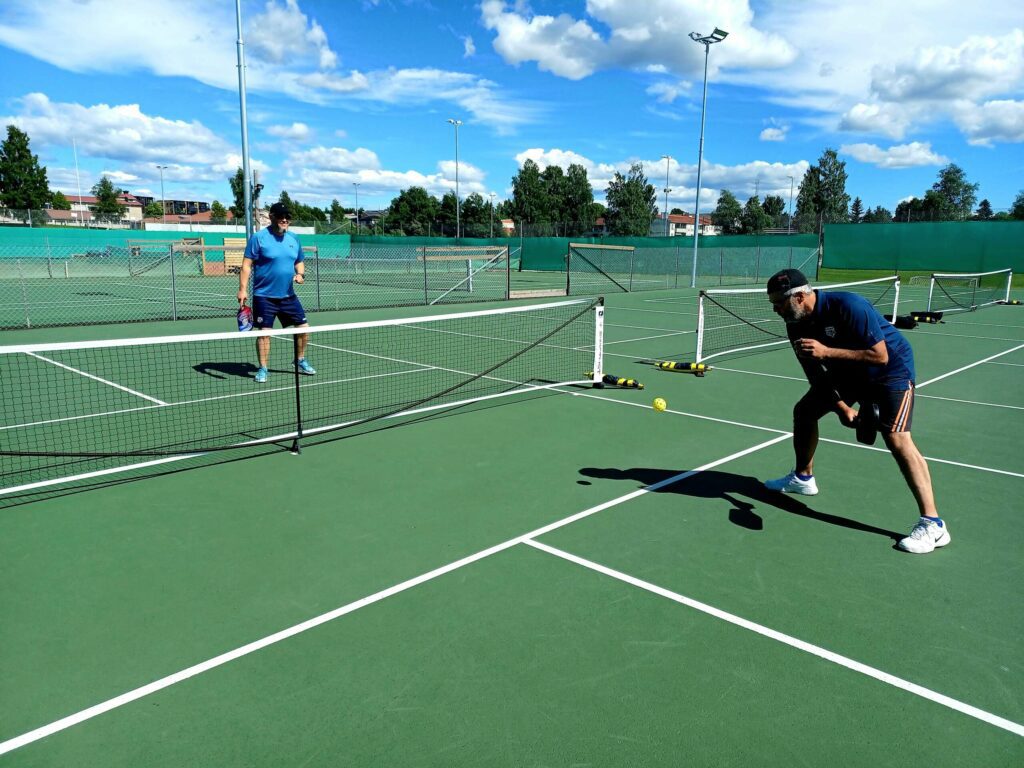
[764, 471, 818, 496]
[898, 517, 951, 554]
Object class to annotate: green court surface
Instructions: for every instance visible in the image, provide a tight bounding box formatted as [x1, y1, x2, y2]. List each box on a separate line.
[1, 284, 1022, 766]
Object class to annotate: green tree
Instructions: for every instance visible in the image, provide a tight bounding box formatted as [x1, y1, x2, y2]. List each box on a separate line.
[762, 194, 785, 225]
[438, 191, 459, 236]
[931, 163, 979, 221]
[1011, 191, 1024, 220]
[974, 199, 993, 220]
[461, 192, 489, 237]
[210, 200, 228, 224]
[540, 164, 567, 227]
[0, 125, 51, 211]
[90, 176, 126, 219]
[793, 165, 820, 234]
[741, 195, 772, 234]
[850, 196, 863, 223]
[603, 163, 657, 236]
[816, 148, 850, 225]
[871, 206, 893, 223]
[328, 198, 347, 227]
[562, 163, 595, 237]
[711, 189, 743, 234]
[143, 201, 164, 218]
[50, 190, 71, 210]
[229, 168, 245, 219]
[386, 186, 439, 236]
[509, 159, 547, 227]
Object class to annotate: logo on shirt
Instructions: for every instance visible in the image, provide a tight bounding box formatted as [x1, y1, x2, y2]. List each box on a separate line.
[825, 325, 837, 338]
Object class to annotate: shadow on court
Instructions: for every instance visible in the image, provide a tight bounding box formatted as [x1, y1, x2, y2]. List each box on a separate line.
[578, 467, 903, 541]
[193, 361, 260, 379]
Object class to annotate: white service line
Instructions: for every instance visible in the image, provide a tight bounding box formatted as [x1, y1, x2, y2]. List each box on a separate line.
[917, 343, 1024, 388]
[25, 352, 167, 405]
[0, 434, 789, 757]
[815, 438, 1024, 479]
[522, 538, 1024, 739]
[916, 394, 1024, 411]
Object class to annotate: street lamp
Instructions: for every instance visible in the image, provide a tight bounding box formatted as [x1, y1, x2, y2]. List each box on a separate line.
[787, 175, 795, 234]
[447, 118, 462, 238]
[352, 182, 360, 234]
[489, 192, 496, 238]
[155, 165, 168, 223]
[661, 154, 672, 236]
[688, 27, 728, 288]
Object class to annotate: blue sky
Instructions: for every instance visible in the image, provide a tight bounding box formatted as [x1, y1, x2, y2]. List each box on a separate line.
[0, 0, 1021, 216]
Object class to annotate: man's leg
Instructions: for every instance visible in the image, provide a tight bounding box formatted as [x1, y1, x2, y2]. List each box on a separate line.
[295, 323, 309, 360]
[765, 389, 828, 495]
[883, 431, 938, 518]
[257, 336, 271, 368]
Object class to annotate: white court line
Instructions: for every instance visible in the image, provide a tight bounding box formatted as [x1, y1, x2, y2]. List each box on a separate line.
[917, 343, 1024, 387]
[916, 394, 1024, 411]
[25, 352, 167, 405]
[988, 361, 1024, 368]
[604, 330, 692, 346]
[815, 438, 1024, 479]
[0, 435, 789, 756]
[522, 539, 1024, 739]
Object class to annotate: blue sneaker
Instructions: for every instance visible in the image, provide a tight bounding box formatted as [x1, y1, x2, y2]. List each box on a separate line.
[296, 358, 316, 375]
[255, 366, 268, 383]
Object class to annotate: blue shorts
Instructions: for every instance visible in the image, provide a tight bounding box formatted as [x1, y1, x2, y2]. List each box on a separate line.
[252, 295, 308, 329]
[797, 381, 916, 433]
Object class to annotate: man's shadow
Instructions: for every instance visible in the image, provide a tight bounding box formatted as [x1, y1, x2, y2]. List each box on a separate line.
[579, 467, 902, 541]
[194, 361, 260, 380]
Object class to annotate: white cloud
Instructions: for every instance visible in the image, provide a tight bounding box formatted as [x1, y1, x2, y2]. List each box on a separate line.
[463, 35, 476, 57]
[481, 0, 796, 80]
[953, 100, 1024, 146]
[760, 127, 787, 142]
[839, 142, 949, 169]
[838, 102, 916, 140]
[646, 80, 692, 104]
[247, 0, 338, 71]
[267, 122, 313, 142]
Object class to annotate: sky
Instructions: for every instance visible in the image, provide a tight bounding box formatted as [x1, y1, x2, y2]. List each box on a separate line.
[0, 0, 1021, 217]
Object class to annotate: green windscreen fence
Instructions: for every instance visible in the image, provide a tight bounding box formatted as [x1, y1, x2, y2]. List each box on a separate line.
[824, 222, 1024, 273]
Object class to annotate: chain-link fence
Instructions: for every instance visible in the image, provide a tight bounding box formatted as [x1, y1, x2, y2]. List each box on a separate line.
[0, 241, 512, 330]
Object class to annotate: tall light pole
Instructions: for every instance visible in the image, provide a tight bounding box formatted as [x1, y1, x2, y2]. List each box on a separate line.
[155, 165, 168, 223]
[661, 154, 673, 236]
[352, 182, 360, 234]
[489, 192, 496, 238]
[235, 0, 254, 240]
[688, 27, 728, 288]
[447, 118, 462, 238]
[787, 175, 795, 234]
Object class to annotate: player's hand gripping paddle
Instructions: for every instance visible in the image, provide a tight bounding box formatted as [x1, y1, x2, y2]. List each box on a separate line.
[237, 302, 253, 332]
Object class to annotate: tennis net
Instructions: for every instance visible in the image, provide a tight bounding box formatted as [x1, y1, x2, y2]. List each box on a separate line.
[927, 268, 1012, 313]
[696, 276, 900, 362]
[1, 297, 604, 494]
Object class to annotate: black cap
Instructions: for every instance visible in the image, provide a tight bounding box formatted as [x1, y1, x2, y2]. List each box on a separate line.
[766, 268, 809, 295]
[269, 202, 292, 219]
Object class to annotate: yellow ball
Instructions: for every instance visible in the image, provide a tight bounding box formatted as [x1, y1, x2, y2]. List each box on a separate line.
[653, 397, 667, 412]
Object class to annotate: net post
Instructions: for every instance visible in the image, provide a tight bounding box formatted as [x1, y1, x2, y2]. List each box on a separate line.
[927, 275, 936, 312]
[465, 258, 473, 293]
[168, 243, 178, 321]
[1005, 271, 1013, 304]
[591, 297, 605, 385]
[291, 334, 303, 455]
[17, 259, 31, 329]
[695, 291, 706, 363]
[505, 245, 511, 300]
[565, 245, 572, 296]
[422, 247, 429, 304]
[627, 248, 635, 292]
[893, 279, 901, 316]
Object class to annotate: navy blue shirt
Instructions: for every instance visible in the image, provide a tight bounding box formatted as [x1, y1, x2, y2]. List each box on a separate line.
[787, 290, 915, 391]
[244, 227, 303, 298]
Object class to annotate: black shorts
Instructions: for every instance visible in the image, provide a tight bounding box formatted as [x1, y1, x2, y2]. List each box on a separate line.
[796, 381, 915, 433]
[252, 295, 307, 329]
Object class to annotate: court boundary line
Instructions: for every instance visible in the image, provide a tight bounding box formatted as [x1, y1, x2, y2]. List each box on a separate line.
[0, 435, 789, 756]
[25, 352, 167, 406]
[521, 539, 1024, 738]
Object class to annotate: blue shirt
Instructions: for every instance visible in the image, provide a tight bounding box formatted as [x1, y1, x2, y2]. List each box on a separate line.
[787, 290, 915, 390]
[244, 228, 303, 298]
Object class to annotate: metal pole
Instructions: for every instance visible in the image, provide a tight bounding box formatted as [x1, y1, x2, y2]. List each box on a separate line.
[352, 183, 360, 234]
[489, 192, 495, 238]
[447, 118, 462, 239]
[787, 175, 794, 234]
[688, 28, 727, 289]
[235, 0, 253, 240]
[690, 44, 711, 288]
[663, 154, 671, 236]
[156, 165, 168, 224]
[72, 137, 84, 227]
[168, 244, 178, 320]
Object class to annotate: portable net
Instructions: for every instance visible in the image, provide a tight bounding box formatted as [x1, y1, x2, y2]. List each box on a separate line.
[1, 297, 604, 494]
[695, 276, 901, 362]
[927, 269, 1012, 313]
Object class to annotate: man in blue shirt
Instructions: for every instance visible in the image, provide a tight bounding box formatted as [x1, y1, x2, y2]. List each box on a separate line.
[762, 269, 948, 554]
[237, 202, 316, 384]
